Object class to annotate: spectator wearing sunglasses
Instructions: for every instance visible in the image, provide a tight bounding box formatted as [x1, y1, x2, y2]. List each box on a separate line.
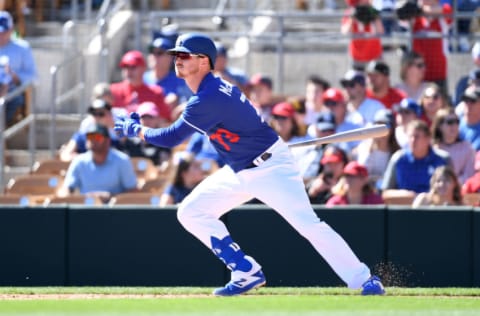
[110, 50, 171, 121]
[143, 37, 192, 109]
[459, 86, 480, 151]
[269, 101, 311, 145]
[341, 69, 385, 125]
[395, 50, 430, 103]
[59, 123, 138, 203]
[58, 99, 125, 162]
[431, 108, 475, 183]
[418, 82, 450, 127]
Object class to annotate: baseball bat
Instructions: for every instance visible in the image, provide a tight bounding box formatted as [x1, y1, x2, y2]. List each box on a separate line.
[288, 124, 389, 148]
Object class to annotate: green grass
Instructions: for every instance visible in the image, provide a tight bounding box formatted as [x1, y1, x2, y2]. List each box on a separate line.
[0, 287, 479, 316]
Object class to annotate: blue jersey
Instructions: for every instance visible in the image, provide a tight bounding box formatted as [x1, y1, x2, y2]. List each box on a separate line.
[144, 73, 279, 172]
[459, 119, 480, 151]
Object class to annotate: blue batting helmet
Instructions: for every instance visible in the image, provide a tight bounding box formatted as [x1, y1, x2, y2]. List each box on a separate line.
[168, 33, 216, 69]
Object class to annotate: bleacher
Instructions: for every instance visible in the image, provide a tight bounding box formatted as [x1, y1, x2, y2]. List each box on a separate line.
[0, 0, 479, 201]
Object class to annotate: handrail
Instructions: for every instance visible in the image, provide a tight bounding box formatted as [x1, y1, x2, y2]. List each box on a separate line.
[49, 51, 86, 157]
[0, 80, 37, 191]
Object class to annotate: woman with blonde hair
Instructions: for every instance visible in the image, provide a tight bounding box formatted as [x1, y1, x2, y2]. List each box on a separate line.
[412, 166, 463, 207]
[431, 107, 475, 183]
[395, 50, 430, 102]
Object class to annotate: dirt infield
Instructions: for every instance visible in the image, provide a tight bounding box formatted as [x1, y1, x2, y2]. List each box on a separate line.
[0, 294, 214, 300]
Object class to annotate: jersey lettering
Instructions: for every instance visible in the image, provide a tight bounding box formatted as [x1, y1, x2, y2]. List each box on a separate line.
[219, 82, 233, 97]
[210, 128, 240, 151]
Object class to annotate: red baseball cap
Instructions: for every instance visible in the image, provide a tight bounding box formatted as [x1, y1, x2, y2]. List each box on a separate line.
[343, 161, 368, 177]
[137, 102, 160, 117]
[119, 50, 146, 68]
[322, 88, 345, 103]
[320, 146, 346, 165]
[272, 102, 295, 118]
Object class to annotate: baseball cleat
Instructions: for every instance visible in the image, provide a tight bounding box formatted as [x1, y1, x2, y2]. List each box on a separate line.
[361, 275, 385, 295]
[213, 269, 266, 296]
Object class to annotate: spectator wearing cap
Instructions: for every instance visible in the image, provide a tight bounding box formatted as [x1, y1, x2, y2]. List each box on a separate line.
[410, 0, 452, 95]
[59, 99, 125, 162]
[306, 144, 349, 204]
[462, 151, 480, 196]
[394, 98, 423, 149]
[365, 60, 406, 110]
[431, 107, 475, 183]
[121, 101, 172, 166]
[59, 123, 138, 203]
[110, 50, 171, 121]
[459, 86, 480, 151]
[418, 82, 449, 127]
[341, 69, 385, 124]
[0, 10, 37, 126]
[454, 42, 480, 106]
[315, 87, 364, 151]
[303, 75, 331, 126]
[294, 111, 336, 183]
[213, 41, 249, 92]
[269, 101, 311, 144]
[340, 0, 384, 70]
[326, 161, 383, 206]
[382, 120, 451, 202]
[248, 73, 278, 122]
[395, 50, 429, 103]
[355, 108, 399, 190]
[143, 37, 192, 108]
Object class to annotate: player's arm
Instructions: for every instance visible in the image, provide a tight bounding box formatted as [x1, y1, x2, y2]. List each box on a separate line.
[132, 116, 198, 148]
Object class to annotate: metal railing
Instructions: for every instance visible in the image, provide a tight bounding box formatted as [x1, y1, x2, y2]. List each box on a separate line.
[0, 81, 37, 191]
[142, 9, 480, 94]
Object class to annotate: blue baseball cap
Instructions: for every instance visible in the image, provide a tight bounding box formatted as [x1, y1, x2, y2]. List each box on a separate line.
[168, 33, 216, 69]
[395, 98, 422, 117]
[0, 11, 13, 33]
[149, 37, 174, 52]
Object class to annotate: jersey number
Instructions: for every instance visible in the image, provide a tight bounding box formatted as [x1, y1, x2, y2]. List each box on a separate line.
[210, 128, 239, 151]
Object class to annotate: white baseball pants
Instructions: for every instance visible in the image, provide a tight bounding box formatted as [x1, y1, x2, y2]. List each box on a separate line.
[177, 139, 371, 289]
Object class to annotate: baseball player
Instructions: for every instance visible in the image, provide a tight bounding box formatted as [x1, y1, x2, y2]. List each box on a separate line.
[114, 33, 385, 296]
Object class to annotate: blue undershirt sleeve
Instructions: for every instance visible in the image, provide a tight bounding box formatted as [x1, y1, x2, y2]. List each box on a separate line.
[143, 117, 199, 148]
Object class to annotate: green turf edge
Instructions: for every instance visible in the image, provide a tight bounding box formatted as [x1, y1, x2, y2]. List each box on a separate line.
[0, 287, 479, 296]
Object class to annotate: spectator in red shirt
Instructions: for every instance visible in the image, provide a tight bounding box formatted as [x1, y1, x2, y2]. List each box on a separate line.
[462, 151, 480, 194]
[410, 0, 452, 95]
[326, 161, 383, 206]
[110, 50, 171, 121]
[366, 60, 406, 109]
[341, 0, 384, 70]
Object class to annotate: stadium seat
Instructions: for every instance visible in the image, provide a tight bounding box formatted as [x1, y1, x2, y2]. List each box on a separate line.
[108, 192, 162, 206]
[31, 158, 70, 176]
[0, 193, 31, 206]
[5, 174, 63, 205]
[43, 194, 103, 206]
[462, 193, 480, 206]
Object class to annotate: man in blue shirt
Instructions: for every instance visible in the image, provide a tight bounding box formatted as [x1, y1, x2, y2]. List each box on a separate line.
[459, 86, 480, 151]
[61, 124, 138, 203]
[115, 33, 384, 296]
[143, 37, 192, 107]
[0, 11, 37, 125]
[382, 119, 451, 199]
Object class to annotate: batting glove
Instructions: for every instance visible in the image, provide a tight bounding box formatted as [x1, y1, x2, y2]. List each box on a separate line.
[114, 112, 142, 138]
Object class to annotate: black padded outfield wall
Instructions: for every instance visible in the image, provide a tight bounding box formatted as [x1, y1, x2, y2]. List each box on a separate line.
[0, 206, 66, 286]
[0, 205, 478, 287]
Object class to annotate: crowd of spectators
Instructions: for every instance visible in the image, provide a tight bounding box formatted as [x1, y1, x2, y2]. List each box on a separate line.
[6, 2, 480, 207]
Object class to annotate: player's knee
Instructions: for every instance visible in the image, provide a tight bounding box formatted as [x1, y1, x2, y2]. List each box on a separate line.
[176, 201, 193, 227]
